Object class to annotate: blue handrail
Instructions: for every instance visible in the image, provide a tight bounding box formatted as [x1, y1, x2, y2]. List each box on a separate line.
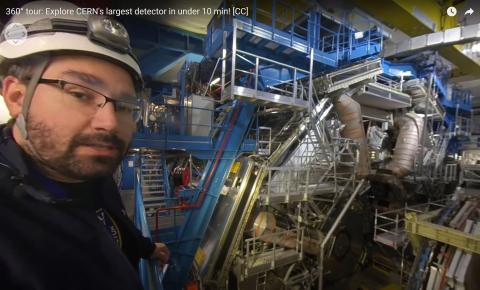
[134, 169, 164, 290]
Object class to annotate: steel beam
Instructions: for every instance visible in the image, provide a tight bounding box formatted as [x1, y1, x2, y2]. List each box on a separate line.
[353, 0, 480, 77]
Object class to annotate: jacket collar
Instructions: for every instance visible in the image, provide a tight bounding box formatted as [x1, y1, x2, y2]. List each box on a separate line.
[0, 123, 30, 178]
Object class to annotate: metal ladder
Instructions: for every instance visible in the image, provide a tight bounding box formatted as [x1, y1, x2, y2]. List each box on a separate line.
[256, 272, 268, 290]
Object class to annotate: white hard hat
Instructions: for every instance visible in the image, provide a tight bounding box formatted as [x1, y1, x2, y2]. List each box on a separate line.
[0, 1, 143, 139]
[0, 1, 142, 87]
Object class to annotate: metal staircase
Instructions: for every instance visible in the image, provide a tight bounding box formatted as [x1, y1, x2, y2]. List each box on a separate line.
[141, 154, 166, 205]
[140, 152, 168, 231]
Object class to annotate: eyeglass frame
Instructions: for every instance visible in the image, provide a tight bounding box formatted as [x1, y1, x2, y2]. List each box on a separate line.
[36, 78, 141, 123]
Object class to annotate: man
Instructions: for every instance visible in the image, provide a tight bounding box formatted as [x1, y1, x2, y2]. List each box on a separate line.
[0, 1, 169, 289]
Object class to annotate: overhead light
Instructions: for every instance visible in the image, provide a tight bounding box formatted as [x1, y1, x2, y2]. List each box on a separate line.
[210, 77, 220, 86]
[354, 31, 364, 39]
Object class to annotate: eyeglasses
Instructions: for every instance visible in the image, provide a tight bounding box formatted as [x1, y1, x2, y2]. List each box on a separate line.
[37, 78, 141, 123]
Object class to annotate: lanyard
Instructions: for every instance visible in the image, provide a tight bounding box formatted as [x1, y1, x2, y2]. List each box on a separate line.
[96, 207, 123, 248]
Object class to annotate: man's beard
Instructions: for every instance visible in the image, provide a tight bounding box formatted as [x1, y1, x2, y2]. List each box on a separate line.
[25, 117, 127, 180]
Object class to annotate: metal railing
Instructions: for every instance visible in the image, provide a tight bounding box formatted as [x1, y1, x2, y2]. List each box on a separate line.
[373, 197, 452, 249]
[442, 163, 458, 183]
[455, 115, 472, 136]
[134, 170, 165, 290]
[263, 167, 331, 204]
[258, 126, 272, 156]
[313, 58, 383, 93]
[229, 48, 310, 101]
[262, 136, 358, 204]
[460, 164, 480, 185]
[241, 228, 304, 278]
[145, 102, 262, 152]
[375, 74, 403, 91]
[145, 103, 217, 137]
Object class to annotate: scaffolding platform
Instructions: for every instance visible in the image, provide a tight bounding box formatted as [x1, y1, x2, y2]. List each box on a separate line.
[374, 232, 406, 249]
[237, 249, 301, 279]
[223, 85, 309, 110]
[354, 81, 412, 110]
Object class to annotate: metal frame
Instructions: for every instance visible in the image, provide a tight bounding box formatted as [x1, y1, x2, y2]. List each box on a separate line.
[373, 197, 451, 250]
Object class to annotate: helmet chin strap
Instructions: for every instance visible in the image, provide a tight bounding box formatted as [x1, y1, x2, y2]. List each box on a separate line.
[15, 56, 50, 140]
[14, 56, 57, 174]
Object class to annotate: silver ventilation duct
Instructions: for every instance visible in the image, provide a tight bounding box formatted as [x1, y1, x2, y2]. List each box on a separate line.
[334, 88, 370, 178]
[386, 113, 424, 177]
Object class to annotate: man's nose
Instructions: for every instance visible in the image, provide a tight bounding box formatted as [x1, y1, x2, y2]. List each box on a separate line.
[91, 102, 119, 131]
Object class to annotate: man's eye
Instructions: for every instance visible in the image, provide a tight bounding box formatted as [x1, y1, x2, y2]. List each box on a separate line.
[68, 91, 94, 101]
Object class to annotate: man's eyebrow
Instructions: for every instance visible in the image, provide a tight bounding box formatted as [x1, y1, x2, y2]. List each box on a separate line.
[59, 70, 106, 88]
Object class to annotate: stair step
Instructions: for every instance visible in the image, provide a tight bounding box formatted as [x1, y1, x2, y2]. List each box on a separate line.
[142, 174, 163, 177]
[142, 184, 165, 188]
[142, 172, 163, 175]
[142, 179, 164, 182]
[143, 189, 165, 193]
[144, 198, 166, 203]
[142, 180, 164, 184]
[142, 181, 164, 184]
[144, 203, 167, 209]
[143, 187, 165, 191]
[143, 189, 164, 193]
[143, 192, 165, 196]
[143, 190, 165, 195]
[143, 189, 165, 192]
[141, 173, 163, 177]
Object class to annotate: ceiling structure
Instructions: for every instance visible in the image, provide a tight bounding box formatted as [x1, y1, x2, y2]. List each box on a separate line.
[0, 0, 478, 102]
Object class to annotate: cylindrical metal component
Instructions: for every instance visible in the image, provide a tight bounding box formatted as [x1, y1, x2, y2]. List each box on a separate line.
[386, 113, 424, 177]
[253, 211, 276, 236]
[334, 90, 369, 177]
[260, 232, 321, 256]
[252, 211, 322, 255]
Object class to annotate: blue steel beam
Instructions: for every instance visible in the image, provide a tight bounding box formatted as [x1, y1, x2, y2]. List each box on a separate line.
[162, 101, 256, 290]
[131, 134, 256, 160]
[120, 16, 204, 78]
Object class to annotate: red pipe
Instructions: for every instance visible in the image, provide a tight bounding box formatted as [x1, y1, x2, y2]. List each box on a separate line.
[154, 102, 243, 230]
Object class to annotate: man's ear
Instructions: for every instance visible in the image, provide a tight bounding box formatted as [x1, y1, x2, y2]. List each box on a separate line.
[1, 76, 26, 119]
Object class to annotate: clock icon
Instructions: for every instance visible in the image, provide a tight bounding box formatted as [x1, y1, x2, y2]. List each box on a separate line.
[447, 6, 457, 17]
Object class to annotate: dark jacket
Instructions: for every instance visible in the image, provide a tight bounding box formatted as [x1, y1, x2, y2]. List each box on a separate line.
[0, 123, 154, 290]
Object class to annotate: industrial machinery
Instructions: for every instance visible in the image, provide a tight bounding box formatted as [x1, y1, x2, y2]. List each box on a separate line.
[116, 1, 479, 289]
